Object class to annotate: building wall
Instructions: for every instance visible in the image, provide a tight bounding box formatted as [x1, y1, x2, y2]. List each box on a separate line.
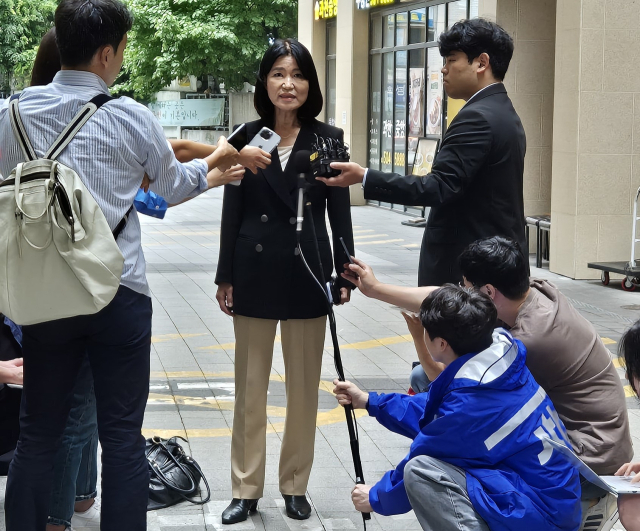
[551, 0, 639, 278]
[497, 0, 556, 219]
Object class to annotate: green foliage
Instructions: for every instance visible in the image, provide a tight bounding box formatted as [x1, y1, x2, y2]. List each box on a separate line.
[0, 0, 56, 90]
[115, 0, 298, 100]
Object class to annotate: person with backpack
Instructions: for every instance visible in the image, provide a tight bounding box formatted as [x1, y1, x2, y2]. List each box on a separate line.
[0, 1, 241, 529]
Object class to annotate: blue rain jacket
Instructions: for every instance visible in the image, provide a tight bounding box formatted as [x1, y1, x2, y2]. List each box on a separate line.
[367, 329, 581, 531]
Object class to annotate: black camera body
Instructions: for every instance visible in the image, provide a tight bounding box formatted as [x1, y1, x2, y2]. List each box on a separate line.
[310, 136, 350, 178]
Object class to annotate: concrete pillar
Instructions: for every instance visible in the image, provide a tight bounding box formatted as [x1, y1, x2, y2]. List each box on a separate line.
[497, 0, 556, 225]
[298, 0, 327, 122]
[550, 0, 638, 279]
[335, 0, 369, 205]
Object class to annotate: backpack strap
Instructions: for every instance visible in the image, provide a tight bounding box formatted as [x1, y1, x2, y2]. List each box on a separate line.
[8, 95, 38, 162]
[45, 93, 113, 160]
[112, 204, 134, 240]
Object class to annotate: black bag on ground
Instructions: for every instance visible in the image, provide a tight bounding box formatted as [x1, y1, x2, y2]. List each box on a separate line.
[146, 435, 211, 510]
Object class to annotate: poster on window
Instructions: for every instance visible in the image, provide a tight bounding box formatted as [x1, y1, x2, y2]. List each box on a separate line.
[426, 50, 443, 135]
[409, 68, 425, 137]
[412, 138, 439, 176]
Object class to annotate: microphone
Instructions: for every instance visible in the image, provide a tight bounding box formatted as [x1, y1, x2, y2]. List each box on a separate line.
[293, 150, 312, 233]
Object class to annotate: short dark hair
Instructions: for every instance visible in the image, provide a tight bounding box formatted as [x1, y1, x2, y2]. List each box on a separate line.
[621, 320, 640, 398]
[254, 38, 323, 125]
[420, 284, 497, 357]
[459, 236, 530, 300]
[31, 28, 61, 87]
[55, 0, 133, 68]
[439, 18, 514, 80]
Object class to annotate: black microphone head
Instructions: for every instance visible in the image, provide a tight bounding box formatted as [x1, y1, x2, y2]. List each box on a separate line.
[293, 150, 312, 175]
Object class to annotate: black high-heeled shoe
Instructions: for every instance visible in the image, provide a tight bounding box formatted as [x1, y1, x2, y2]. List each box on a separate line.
[221, 498, 259, 524]
[282, 494, 311, 520]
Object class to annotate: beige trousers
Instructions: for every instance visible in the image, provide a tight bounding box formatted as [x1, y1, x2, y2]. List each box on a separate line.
[231, 314, 327, 499]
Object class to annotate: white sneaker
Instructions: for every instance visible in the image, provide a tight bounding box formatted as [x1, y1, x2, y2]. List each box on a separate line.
[580, 493, 618, 531]
[70, 498, 101, 528]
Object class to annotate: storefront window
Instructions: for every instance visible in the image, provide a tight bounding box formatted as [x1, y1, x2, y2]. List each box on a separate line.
[428, 4, 446, 42]
[409, 8, 426, 44]
[381, 52, 394, 174]
[371, 15, 383, 48]
[408, 48, 425, 169]
[426, 47, 443, 136]
[470, 0, 478, 18]
[369, 54, 382, 170]
[394, 50, 407, 174]
[326, 21, 337, 126]
[383, 14, 395, 47]
[447, 0, 468, 28]
[396, 12, 408, 46]
[368, 0, 472, 187]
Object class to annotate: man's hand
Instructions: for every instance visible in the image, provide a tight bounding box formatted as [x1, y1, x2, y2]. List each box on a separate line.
[316, 162, 366, 187]
[341, 257, 379, 298]
[616, 462, 640, 483]
[0, 358, 23, 385]
[333, 379, 368, 409]
[207, 165, 245, 189]
[351, 484, 373, 513]
[213, 136, 239, 171]
[238, 145, 271, 174]
[401, 311, 425, 343]
[215, 283, 234, 316]
[140, 173, 150, 192]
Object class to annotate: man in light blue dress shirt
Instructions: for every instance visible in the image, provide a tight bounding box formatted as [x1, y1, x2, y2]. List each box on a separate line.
[0, 1, 238, 529]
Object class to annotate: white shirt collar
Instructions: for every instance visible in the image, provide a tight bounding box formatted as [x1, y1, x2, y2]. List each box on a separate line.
[463, 82, 501, 108]
[52, 70, 111, 95]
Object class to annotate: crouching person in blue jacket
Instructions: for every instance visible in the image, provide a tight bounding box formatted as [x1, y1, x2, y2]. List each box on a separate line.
[333, 284, 581, 531]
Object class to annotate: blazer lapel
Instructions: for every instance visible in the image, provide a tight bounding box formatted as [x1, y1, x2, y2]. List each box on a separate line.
[260, 121, 317, 212]
[260, 136, 296, 212]
[284, 121, 316, 201]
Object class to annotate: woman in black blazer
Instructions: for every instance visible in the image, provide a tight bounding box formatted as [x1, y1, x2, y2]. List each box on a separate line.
[215, 39, 354, 524]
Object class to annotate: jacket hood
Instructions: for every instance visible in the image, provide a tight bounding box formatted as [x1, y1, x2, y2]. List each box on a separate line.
[445, 329, 528, 393]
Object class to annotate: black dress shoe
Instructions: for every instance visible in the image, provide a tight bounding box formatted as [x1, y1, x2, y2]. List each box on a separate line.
[221, 498, 259, 524]
[282, 494, 311, 520]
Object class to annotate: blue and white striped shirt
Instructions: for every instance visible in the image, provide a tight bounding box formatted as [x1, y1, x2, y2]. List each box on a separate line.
[0, 70, 209, 296]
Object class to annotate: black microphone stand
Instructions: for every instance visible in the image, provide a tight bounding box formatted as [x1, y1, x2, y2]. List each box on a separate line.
[295, 177, 371, 528]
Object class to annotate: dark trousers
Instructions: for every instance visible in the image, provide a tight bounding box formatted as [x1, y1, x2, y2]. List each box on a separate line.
[5, 286, 152, 531]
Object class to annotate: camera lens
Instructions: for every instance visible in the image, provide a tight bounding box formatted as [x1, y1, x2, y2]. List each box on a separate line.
[261, 130, 273, 139]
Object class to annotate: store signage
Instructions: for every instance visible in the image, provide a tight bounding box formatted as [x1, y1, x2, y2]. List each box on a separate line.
[148, 99, 225, 127]
[355, 0, 396, 9]
[315, 0, 337, 19]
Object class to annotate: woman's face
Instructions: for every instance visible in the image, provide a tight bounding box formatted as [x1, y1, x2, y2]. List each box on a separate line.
[266, 55, 309, 114]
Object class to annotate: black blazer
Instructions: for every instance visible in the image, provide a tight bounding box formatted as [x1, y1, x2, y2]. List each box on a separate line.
[215, 119, 354, 320]
[365, 83, 527, 286]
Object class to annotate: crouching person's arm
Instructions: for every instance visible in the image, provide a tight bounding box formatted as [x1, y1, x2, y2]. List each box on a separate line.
[333, 379, 423, 516]
[333, 380, 428, 440]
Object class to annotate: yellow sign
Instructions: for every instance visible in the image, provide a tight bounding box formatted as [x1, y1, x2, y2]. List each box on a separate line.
[315, 0, 337, 19]
[356, 0, 395, 9]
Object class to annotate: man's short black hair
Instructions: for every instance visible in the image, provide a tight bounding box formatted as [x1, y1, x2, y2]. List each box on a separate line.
[420, 284, 497, 357]
[459, 236, 530, 300]
[55, 0, 133, 68]
[439, 18, 514, 80]
[254, 38, 323, 125]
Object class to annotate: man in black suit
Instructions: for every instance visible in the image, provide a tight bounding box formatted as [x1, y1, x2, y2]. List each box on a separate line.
[320, 18, 527, 286]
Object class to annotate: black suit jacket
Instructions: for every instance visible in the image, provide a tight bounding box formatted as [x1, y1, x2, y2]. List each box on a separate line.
[365, 83, 527, 286]
[215, 119, 354, 320]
